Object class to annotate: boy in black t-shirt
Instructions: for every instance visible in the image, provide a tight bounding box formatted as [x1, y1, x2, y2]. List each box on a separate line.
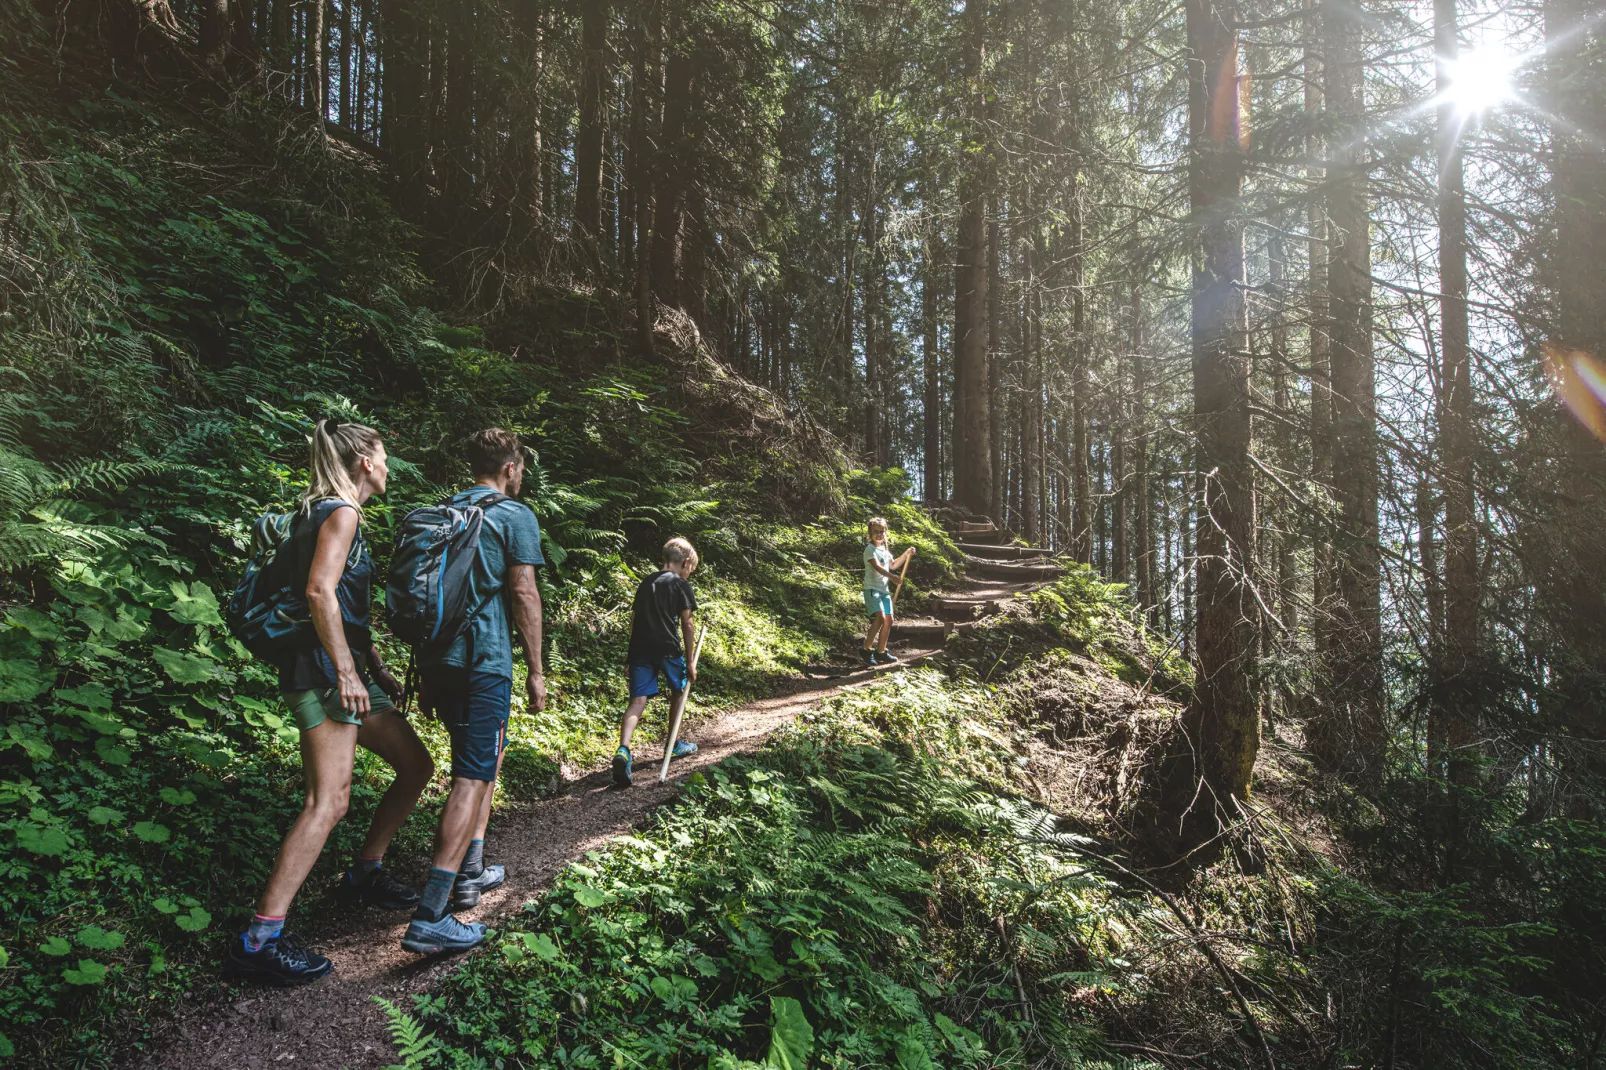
[613, 537, 700, 788]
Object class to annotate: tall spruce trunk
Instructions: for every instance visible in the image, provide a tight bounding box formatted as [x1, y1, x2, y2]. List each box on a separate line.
[924, 255, 942, 502]
[441, 0, 475, 213]
[1305, 0, 1333, 672]
[1435, 0, 1478, 785]
[1314, 0, 1385, 781]
[1132, 282, 1154, 614]
[987, 190, 1004, 524]
[575, 2, 610, 240]
[1178, 0, 1260, 828]
[306, 0, 326, 121]
[382, 0, 428, 218]
[866, 202, 884, 464]
[650, 42, 699, 305]
[201, 0, 229, 69]
[953, 0, 993, 519]
[1070, 176, 1091, 560]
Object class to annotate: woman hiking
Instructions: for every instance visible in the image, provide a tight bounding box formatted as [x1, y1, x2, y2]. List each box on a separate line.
[226, 419, 435, 986]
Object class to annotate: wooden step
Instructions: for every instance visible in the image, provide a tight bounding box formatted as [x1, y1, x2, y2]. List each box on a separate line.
[963, 555, 1064, 582]
[949, 520, 997, 535]
[890, 619, 953, 642]
[931, 595, 993, 621]
[950, 526, 1010, 545]
[958, 542, 1051, 560]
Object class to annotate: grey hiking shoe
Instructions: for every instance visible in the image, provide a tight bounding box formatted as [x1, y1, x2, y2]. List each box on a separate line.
[452, 864, 506, 910]
[401, 913, 487, 955]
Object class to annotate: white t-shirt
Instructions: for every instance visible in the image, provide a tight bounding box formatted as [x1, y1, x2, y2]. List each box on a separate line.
[863, 542, 894, 594]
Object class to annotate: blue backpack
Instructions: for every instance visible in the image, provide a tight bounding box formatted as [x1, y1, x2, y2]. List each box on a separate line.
[226, 510, 315, 659]
[385, 493, 511, 656]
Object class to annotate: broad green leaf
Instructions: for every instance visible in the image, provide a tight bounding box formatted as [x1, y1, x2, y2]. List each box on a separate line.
[40, 936, 71, 957]
[174, 905, 211, 932]
[77, 925, 125, 951]
[895, 1029, 936, 1070]
[7, 607, 62, 639]
[153, 646, 217, 684]
[501, 942, 524, 964]
[152, 898, 179, 915]
[70, 708, 126, 736]
[95, 738, 132, 765]
[104, 607, 147, 642]
[523, 932, 559, 960]
[63, 958, 108, 985]
[87, 806, 124, 825]
[6, 723, 53, 761]
[0, 946, 8, 968]
[0, 658, 52, 703]
[766, 997, 813, 1070]
[0, 1030, 12, 1058]
[167, 581, 223, 626]
[750, 951, 785, 982]
[15, 822, 68, 857]
[159, 787, 197, 806]
[132, 821, 171, 843]
[571, 885, 608, 909]
[57, 683, 112, 710]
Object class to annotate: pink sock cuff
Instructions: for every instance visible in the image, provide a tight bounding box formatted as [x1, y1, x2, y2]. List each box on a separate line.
[358, 855, 384, 862]
[252, 914, 286, 923]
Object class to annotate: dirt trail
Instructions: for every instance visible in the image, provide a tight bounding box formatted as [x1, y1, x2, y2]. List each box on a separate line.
[126, 566, 1046, 1070]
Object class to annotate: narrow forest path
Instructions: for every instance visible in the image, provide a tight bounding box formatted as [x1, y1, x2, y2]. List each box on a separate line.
[127, 532, 1059, 1070]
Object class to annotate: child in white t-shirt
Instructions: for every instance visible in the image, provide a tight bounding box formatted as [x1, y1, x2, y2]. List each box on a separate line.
[861, 516, 915, 665]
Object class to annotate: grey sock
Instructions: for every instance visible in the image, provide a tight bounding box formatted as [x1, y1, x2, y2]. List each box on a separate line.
[413, 867, 456, 923]
[459, 839, 485, 880]
[354, 856, 383, 879]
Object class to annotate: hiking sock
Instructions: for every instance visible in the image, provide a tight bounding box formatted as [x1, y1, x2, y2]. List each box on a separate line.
[413, 867, 458, 923]
[354, 855, 384, 880]
[459, 839, 485, 880]
[244, 914, 285, 952]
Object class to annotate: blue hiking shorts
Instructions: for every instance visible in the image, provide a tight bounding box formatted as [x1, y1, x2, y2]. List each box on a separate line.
[628, 656, 688, 699]
[863, 590, 894, 619]
[423, 668, 512, 782]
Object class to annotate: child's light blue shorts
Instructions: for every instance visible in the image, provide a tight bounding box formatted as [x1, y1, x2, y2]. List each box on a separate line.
[863, 590, 894, 618]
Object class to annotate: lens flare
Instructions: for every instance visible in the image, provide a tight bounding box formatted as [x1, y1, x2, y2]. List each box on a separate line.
[1543, 343, 1606, 442]
[1440, 48, 1518, 118]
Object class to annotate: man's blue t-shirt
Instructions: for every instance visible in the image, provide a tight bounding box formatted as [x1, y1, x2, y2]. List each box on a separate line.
[429, 485, 545, 679]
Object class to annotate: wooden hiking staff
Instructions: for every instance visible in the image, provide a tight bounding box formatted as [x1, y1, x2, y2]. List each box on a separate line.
[659, 621, 708, 784]
[890, 552, 912, 612]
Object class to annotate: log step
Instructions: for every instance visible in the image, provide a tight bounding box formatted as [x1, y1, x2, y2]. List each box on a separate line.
[931, 595, 993, 621]
[962, 555, 1064, 582]
[890, 620, 953, 641]
[958, 542, 1051, 560]
[949, 527, 1010, 545]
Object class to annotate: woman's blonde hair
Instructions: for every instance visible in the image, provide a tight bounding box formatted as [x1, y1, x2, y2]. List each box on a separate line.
[301, 418, 382, 516]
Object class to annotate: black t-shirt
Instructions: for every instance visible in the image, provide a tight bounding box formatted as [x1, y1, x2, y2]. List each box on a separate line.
[627, 570, 697, 664]
[277, 499, 374, 693]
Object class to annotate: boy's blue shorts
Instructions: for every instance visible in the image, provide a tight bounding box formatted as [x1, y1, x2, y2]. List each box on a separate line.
[629, 656, 688, 698]
[863, 590, 894, 618]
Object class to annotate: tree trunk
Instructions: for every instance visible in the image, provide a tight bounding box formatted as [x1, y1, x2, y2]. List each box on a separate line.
[575, 1, 610, 240]
[987, 189, 1004, 525]
[382, 0, 428, 218]
[1132, 281, 1153, 614]
[1435, 0, 1478, 786]
[632, 0, 655, 355]
[200, 0, 229, 69]
[953, 0, 993, 519]
[1313, 0, 1385, 781]
[1070, 175, 1091, 560]
[1305, 0, 1334, 677]
[440, 0, 475, 212]
[924, 253, 942, 502]
[865, 200, 883, 463]
[1178, 0, 1259, 830]
[650, 42, 699, 305]
[306, 0, 326, 120]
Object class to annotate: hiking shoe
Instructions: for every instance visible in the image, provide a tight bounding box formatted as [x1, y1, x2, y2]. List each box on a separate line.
[877, 650, 900, 663]
[861, 647, 877, 665]
[334, 867, 420, 911]
[225, 932, 332, 987]
[401, 913, 487, 955]
[670, 739, 698, 759]
[452, 864, 506, 910]
[612, 746, 633, 789]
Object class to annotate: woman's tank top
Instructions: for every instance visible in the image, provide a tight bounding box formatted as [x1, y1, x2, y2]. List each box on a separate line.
[277, 499, 374, 693]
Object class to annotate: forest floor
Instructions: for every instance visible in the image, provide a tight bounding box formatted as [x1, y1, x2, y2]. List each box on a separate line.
[125, 570, 1043, 1070]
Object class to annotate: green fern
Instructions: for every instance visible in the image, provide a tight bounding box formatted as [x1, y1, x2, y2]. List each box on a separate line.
[372, 997, 442, 1070]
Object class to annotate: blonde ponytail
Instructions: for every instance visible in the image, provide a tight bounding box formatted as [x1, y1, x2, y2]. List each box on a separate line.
[301, 418, 383, 517]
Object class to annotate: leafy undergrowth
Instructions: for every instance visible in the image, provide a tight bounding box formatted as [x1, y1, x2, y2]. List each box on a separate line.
[0, 66, 960, 1064]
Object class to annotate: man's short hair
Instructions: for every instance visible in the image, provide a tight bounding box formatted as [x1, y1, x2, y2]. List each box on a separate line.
[464, 428, 526, 478]
[663, 537, 699, 567]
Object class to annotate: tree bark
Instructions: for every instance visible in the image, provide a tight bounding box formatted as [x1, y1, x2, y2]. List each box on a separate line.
[1133, 281, 1153, 614]
[1435, 0, 1478, 786]
[200, 0, 229, 69]
[575, 1, 611, 240]
[1305, 0, 1334, 679]
[306, 0, 326, 120]
[1313, 0, 1384, 781]
[1178, 0, 1259, 828]
[440, 0, 475, 211]
[650, 41, 700, 305]
[924, 252, 942, 502]
[987, 188, 1004, 525]
[382, 0, 428, 218]
[953, 0, 993, 519]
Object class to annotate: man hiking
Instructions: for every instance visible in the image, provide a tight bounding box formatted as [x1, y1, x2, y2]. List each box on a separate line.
[402, 428, 547, 955]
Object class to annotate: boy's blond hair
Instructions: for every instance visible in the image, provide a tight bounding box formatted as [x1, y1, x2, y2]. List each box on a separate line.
[866, 517, 889, 540]
[663, 537, 699, 567]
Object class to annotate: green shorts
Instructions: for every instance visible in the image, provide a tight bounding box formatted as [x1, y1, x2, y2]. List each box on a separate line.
[282, 682, 396, 732]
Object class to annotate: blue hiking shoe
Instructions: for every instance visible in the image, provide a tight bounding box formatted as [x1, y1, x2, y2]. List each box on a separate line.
[670, 739, 698, 759]
[612, 746, 633, 789]
[401, 913, 487, 955]
[452, 863, 506, 910]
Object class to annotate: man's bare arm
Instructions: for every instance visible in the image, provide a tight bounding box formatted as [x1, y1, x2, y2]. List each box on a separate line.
[507, 563, 547, 711]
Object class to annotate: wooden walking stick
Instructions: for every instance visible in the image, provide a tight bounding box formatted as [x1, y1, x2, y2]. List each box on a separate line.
[890, 552, 912, 612]
[659, 622, 708, 784]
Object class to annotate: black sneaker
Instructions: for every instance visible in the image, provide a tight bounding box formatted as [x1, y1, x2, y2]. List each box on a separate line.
[612, 746, 633, 789]
[861, 647, 878, 665]
[334, 867, 420, 911]
[225, 932, 332, 987]
[452, 863, 507, 910]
